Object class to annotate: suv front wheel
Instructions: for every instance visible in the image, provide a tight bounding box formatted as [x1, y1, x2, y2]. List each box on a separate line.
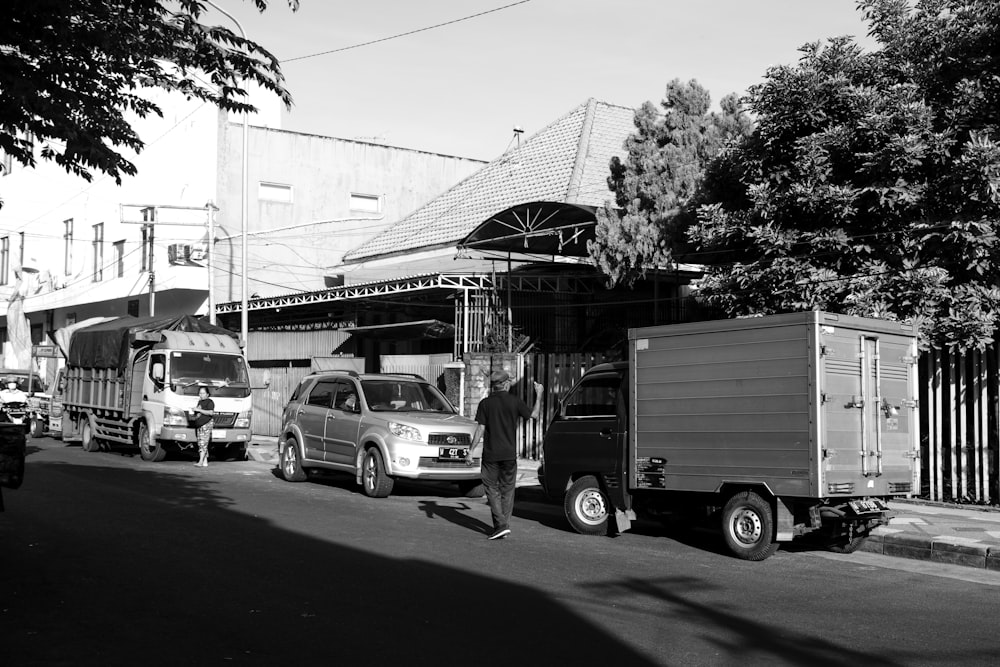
[280, 437, 307, 482]
[361, 447, 394, 498]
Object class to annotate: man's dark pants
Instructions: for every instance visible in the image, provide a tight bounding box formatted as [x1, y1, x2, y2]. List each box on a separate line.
[480, 459, 517, 531]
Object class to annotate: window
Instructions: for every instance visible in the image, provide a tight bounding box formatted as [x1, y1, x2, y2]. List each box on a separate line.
[259, 182, 292, 203]
[114, 240, 125, 278]
[140, 207, 154, 273]
[127, 299, 139, 317]
[349, 193, 381, 213]
[92, 222, 104, 282]
[140, 227, 150, 273]
[63, 218, 73, 275]
[561, 374, 621, 418]
[306, 380, 336, 408]
[0, 236, 8, 286]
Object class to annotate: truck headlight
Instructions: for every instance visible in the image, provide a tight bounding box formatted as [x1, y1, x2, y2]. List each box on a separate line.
[235, 409, 252, 428]
[163, 407, 188, 427]
[388, 422, 423, 442]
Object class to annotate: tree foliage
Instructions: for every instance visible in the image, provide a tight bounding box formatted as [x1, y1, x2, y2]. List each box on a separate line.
[0, 0, 297, 185]
[588, 79, 752, 286]
[689, 0, 1000, 350]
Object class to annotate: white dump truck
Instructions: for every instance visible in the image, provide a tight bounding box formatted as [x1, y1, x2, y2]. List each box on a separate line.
[59, 315, 253, 462]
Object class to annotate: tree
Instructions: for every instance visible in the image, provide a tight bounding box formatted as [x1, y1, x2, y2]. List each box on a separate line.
[587, 79, 752, 286]
[689, 0, 1000, 350]
[0, 0, 297, 186]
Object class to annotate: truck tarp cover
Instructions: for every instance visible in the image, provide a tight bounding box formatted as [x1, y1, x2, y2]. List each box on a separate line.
[67, 315, 239, 370]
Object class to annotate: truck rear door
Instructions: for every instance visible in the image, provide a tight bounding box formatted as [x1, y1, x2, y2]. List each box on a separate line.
[821, 329, 917, 496]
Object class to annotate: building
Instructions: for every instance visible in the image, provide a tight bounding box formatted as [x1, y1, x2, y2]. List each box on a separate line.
[0, 88, 485, 376]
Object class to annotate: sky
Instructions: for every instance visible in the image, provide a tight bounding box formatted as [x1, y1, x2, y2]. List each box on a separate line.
[209, 0, 877, 162]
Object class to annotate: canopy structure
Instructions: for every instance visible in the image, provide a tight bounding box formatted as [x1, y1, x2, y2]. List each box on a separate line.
[458, 201, 599, 257]
[344, 319, 455, 340]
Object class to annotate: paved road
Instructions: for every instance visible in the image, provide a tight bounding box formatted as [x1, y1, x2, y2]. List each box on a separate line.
[4, 439, 1000, 666]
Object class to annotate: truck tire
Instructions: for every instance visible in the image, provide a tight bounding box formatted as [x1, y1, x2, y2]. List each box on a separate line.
[361, 447, 394, 498]
[722, 491, 778, 561]
[30, 418, 44, 439]
[564, 475, 610, 536]
[137, 421, 167, 462]
[81, 417, 99, 453]
[279, 437, 307, 482]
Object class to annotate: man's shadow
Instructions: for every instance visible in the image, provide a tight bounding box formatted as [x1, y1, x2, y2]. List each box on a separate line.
[418, 500, 492, 536]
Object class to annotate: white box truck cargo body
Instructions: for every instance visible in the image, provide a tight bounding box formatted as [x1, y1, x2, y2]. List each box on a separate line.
[541, 311, 918, 560]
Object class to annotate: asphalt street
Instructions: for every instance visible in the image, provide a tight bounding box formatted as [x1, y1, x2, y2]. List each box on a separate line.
[4, 438, 1000, 666]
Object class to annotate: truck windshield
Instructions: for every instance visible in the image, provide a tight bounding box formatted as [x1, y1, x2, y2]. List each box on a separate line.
[169, 352, 250, 398]
[361, 379, 455, 413]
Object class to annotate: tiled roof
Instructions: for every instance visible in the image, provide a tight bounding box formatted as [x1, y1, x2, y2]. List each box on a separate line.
[342, 98, 636, 263]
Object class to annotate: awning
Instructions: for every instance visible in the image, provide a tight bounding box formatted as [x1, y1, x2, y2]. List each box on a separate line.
[459, 201, 599, 257]
[343, 319, 455, 340]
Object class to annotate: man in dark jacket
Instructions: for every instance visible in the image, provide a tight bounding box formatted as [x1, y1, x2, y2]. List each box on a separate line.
[471, 370, 543, 540]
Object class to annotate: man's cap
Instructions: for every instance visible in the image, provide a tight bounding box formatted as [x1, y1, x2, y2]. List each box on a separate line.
[489, 370, 510, 385]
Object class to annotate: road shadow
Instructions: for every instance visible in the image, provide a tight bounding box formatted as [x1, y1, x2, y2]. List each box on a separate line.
[4, 446, 993, 666]
[417, 499, 492, 535]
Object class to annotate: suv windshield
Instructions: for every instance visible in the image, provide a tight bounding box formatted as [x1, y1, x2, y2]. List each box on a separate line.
[169, 352, 250, 397]
[361, 379, 454, 413]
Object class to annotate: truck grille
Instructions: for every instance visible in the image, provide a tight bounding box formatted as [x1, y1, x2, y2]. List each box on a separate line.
[427, 433, 471, 446]
[212, 412, 237, 428]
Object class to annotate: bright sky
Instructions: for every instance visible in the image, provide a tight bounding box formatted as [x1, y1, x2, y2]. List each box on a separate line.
[210, 0, 875, 161]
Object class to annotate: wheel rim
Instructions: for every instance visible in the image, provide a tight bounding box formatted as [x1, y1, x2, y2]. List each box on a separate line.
[363, 452, 377, 489]
[82, 422, 91, 448]
[284, 445, 298, 476]
[575, 488, 608, 526]
[729, 507, 763, 545]
[139, 426, 153, 456]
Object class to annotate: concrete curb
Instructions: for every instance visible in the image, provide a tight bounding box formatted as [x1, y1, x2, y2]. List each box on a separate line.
[863, 529, 1000, 571]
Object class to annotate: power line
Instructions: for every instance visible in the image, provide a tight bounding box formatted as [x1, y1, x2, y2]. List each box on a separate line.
[282, 0, 533, 64]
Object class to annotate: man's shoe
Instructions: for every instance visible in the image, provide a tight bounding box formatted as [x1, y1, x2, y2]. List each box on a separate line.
[487, 527, 511, 540]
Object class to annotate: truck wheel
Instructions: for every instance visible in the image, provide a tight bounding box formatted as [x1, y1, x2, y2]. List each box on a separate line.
[280, 438, 307, 482]
[30, 418, 44, 439]
[564, 476, 610, 536]
[722, 491, 778, 561]
[361, 447, 394, 498]
[81, 418, 99, 453]
[457, 480, 485, 497]
[137, 421, 166, 462]
[827, 535, 868, 554]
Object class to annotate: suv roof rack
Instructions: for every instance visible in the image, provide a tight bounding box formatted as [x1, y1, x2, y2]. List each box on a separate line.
[378, 372, 426, 382]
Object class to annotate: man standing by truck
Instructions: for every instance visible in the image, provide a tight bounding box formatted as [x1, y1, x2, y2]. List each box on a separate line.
[471, 370, 543, 540]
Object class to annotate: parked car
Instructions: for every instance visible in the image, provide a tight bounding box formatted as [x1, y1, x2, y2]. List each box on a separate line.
[278, 371, 484, 498]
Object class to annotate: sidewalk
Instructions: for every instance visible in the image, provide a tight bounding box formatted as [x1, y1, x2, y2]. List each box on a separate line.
[249, 444, 1000, 571]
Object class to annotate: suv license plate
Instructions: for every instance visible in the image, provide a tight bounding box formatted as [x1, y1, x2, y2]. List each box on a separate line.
[212, 429, 227, 439]
[438, 447, 469, 460]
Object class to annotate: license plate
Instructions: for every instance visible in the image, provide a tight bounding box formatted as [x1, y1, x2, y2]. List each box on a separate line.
[849, 498, 888, 514]
[438, 447, 469, 460]
[212, 429, 227, 439]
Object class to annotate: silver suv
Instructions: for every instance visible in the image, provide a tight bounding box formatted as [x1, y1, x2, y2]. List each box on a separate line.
[278, 371, 483, 497]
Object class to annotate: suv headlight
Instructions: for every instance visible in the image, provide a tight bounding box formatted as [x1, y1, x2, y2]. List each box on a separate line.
[164, 407, 188, 427]
[388, 422, 423, 442]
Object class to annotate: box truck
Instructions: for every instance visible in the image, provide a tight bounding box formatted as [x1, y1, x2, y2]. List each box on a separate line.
[540, 312, 918, 560]
[59, 315, 253, 462]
